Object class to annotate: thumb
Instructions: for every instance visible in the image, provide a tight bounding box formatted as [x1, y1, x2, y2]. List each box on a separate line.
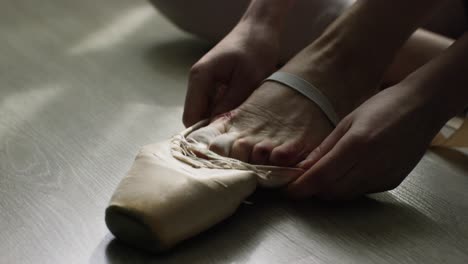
[183, 63, 216, 127]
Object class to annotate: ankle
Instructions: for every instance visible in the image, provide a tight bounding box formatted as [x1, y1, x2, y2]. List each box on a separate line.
[281, 43, 379, 118]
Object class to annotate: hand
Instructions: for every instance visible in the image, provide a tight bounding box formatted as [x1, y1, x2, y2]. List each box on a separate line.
[183, 20, 281, 127]
[287, 83, 449, 200]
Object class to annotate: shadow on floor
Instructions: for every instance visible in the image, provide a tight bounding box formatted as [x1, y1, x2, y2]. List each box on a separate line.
[143, 37, 211, 80]
[100, 190, 440, 264]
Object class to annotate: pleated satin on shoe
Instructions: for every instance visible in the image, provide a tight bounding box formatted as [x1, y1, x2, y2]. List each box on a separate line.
[105, 120, 303, 252]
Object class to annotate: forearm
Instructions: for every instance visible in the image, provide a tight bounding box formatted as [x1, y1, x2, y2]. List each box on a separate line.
[241, 0, 295, 30]
[405, 32, 468, 120]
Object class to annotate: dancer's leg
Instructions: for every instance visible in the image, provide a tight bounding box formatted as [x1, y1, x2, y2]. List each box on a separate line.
[149, 0, 356, 61]
[187, 0, 448, 167]
[149, 0, 464, 65]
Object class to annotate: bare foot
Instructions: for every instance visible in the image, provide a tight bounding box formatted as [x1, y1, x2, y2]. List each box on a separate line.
[188, 45, 379, 168]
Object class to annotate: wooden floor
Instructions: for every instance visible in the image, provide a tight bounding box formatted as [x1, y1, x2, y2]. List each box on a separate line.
[1, 0, 467, 263]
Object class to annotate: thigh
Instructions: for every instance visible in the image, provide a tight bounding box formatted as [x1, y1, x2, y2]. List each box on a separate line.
[383, 0, 467, 84]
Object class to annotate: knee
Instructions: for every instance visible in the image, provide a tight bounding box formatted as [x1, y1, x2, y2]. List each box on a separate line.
[147, 0, 197, 35]
[147, 0, 248, 42]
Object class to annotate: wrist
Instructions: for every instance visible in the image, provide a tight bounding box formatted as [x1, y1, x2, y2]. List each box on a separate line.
[398, 76, 459, 126]
[401, 32, 468, 122]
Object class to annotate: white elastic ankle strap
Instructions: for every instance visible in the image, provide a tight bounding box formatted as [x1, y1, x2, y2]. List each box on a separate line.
[263, 72, 339, 127]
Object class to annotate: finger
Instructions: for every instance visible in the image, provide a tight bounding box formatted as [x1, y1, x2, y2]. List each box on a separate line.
[322, 160, 369, 200]
[287, 129, 366, 199]
[183, 63, 216, 127]
[208, 132, 239, 157]
[297, 117, 352, 169]
[325, 154, 403, 200]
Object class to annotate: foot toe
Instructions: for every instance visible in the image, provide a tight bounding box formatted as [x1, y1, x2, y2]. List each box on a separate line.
[270, 141, 307, 167]
[230, 137, 257, 162]
[250, 140, 276, 165]
[208, 133, 238, 157]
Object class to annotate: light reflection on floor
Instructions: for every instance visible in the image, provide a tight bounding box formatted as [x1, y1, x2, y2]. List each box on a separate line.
[68, 5, 155, 55]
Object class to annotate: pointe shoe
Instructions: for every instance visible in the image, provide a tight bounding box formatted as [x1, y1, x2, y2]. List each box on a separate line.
[105, 72, 341, 252]
[105, 119, 304, 252]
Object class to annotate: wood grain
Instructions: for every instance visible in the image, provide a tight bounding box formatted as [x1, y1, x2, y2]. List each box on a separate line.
[0, 0, 467, 263]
